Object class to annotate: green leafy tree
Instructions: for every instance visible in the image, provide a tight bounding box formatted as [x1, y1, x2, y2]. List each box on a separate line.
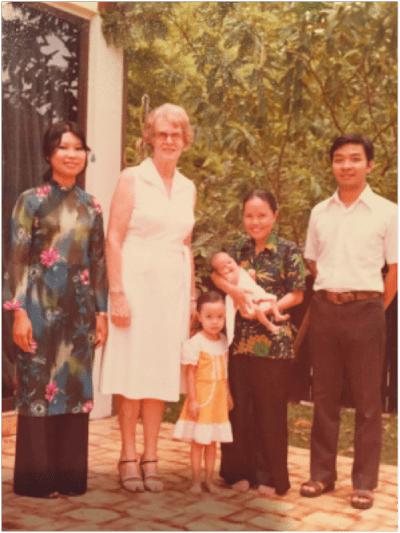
[101, 2, 397, 289]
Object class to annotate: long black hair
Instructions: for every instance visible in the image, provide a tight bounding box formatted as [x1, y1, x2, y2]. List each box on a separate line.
[43, 121, 90, 182]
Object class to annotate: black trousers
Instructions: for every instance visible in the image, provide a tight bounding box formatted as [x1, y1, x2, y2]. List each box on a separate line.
[220, 354, 291, 495]
[308, 297, 386, 490]
[14, 413, 89, 497]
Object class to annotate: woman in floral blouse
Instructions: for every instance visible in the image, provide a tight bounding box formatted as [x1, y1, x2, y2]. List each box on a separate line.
[212, 189, 305, 496]
[3, 121, 108, 498]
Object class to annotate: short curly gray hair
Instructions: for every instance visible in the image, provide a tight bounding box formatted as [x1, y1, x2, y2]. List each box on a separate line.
[142, 103, 194, 150]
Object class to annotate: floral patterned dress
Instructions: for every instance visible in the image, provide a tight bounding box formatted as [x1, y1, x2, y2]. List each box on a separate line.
[228, 231, 306, 359]
[3, 179, 107, 417]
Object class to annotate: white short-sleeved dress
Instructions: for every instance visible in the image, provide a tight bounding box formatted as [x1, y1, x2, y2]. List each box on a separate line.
[173, 332, 233, 445]
[100, 158, 195, 401]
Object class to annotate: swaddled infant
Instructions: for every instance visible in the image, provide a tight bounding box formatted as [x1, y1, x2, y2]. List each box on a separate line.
[211, 251, 289, 344]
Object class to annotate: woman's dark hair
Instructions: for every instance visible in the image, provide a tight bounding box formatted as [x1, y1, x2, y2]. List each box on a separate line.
[196, 290, 224, 313]
[330, 133, 374, 163]
[243, 189, 278, 213]
[43, 121, 90, 182]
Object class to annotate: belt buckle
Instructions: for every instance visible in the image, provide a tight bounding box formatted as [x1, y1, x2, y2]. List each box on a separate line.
[335, 293, 343, 304]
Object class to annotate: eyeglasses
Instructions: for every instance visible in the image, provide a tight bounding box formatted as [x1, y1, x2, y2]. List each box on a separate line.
[155, 131, 183, 142]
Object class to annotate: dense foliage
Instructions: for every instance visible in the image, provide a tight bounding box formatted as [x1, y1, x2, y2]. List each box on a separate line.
[101, 2, 397, 289]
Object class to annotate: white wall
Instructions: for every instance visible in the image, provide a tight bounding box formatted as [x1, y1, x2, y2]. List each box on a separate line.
[84, 14, 124, 420]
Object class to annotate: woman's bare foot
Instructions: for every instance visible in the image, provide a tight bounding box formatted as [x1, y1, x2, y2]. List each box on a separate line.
[232, 479, 250, 492]
[258, 484, 275, 496]
[205, 480, 219, 493]
[274, 311, 290, 322]
[189, 482, 202, 495]
[268, 323, 282, 335]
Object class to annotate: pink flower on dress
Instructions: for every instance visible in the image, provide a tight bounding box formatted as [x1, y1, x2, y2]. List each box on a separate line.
[45, 381, 59, 402]
[92, 198, 102, 214]
[3, 299, 22, 311]
[30, 340, 38, 354]
[34, 217, 40, 228]
[80, 269, 90, 285]
[40, 248, 60, 267]
[36, 185, 51, 197]
[82, 401, 94, 413]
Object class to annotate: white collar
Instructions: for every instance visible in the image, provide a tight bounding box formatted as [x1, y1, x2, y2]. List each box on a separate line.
[328, 184, 374, 210]
[139, 157, 190, 194]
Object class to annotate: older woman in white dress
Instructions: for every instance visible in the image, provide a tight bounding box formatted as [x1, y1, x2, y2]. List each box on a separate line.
[101, 104, 196, 492]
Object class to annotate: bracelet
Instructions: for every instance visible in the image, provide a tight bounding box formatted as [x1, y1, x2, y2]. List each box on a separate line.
[191, 296, 197, 302]
[109, 289, 124, 294]
[96, 311, 107, 316]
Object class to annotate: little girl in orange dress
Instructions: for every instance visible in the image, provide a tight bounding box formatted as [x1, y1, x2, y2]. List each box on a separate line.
[173, 291, 233, 494]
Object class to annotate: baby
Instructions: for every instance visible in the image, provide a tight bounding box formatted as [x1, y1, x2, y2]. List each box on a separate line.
[211, 251, 289, 343]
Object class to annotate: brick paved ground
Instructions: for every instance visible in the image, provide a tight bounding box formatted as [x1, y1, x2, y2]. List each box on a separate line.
[2, 416, 397, 531]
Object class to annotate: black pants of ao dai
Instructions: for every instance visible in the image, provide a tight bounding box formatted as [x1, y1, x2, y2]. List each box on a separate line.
[14, 413, 89, 497]
[220, 354, 291, 495]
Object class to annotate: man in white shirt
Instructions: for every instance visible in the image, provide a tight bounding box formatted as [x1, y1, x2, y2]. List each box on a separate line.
[301, 134, 397, 510]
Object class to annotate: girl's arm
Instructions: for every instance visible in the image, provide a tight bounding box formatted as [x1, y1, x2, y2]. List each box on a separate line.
[186, 364, 200, 420]
[106, 169, 135, 328]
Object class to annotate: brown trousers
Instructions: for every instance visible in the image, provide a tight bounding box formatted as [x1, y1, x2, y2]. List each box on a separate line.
[308, 296, 386, 490]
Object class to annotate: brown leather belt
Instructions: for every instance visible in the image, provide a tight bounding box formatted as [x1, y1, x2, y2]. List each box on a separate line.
[315, 290, 382, 305]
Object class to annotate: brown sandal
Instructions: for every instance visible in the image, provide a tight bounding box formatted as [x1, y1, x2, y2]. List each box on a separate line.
[140, 459, 164, 493]
[118, 459, 145, 493]
[351, 490, 373, 510]
[300, 480, 335, 497]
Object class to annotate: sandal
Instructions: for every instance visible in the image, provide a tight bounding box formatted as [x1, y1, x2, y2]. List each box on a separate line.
[351, 489, 374, 510]
[118, 459, 145, 493]
[140, 459, 164, 493]
[300, 480, 335, 497]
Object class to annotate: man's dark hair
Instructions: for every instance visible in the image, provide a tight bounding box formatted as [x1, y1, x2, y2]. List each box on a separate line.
[330, 134, 374, 163]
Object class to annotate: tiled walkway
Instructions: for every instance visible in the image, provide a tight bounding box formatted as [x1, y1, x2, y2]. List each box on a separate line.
[2, 416, 398, 531]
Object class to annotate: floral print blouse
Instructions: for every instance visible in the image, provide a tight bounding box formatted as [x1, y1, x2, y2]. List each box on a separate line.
[3, 179, 107, 416]
[228, 231, 305, 360]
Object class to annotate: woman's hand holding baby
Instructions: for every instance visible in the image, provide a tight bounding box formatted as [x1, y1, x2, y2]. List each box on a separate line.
[231, 286, 253, 314]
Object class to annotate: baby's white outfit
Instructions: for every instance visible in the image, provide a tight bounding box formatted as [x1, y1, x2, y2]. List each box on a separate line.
[225, 268, 277, 345]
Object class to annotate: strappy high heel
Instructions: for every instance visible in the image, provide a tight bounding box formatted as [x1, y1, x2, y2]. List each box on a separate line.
[118, 459, 145, 493]
[140, 459, 164, 493]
